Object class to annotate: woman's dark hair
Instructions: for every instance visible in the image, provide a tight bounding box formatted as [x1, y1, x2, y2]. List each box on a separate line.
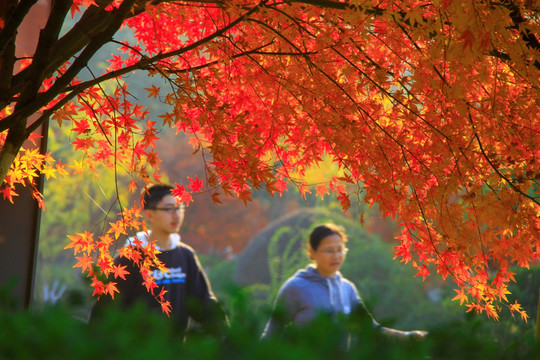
[308, 223, 348, 250]
[143, 184, 174, 209]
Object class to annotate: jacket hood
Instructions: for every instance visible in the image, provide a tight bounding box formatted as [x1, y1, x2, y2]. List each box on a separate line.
[295, 264, 347, 314]
[295, 264, 343, 283]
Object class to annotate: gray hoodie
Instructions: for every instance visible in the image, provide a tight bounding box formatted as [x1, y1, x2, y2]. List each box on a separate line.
[262, 265, 375, 338]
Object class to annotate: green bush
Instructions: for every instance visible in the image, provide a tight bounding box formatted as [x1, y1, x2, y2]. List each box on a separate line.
[0, 305, 183, 359]
[2, 285, 540, 360]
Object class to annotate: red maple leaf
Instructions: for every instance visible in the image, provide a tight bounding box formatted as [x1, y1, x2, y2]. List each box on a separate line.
[71, 119, 90, 135]
[91, 276, 105, 297]
[142, 276, 158, 294]
[157, 287, 168, 301]
[0, 186, 17, 203]
[187, 176, 203, 193]
[172, 184, 193, 205]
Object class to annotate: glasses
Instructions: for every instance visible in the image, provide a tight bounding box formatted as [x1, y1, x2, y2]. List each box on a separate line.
[318, 248, 348, 256]
[151, 205, 185, 214]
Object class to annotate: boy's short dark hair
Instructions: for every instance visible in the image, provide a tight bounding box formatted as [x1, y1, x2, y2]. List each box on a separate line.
[143, 184, 174, 209]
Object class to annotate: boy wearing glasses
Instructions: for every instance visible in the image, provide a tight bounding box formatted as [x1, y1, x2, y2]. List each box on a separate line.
[90, 184, 227, 339]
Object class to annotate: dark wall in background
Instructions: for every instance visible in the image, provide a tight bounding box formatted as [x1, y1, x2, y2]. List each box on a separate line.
[0, 0, 51, 308]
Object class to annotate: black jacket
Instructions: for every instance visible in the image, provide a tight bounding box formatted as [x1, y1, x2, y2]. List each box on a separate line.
[90, 236, 227, 338]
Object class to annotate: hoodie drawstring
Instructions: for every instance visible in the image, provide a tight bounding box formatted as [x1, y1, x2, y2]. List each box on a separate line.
[327, 277, 346, 313]
[327, 278, 334, 309]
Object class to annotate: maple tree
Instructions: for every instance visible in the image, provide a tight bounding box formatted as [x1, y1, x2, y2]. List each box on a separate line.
[1, 0, 539, 319]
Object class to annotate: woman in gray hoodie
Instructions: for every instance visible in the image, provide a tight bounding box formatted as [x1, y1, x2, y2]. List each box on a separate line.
[261, 222, 426, 340]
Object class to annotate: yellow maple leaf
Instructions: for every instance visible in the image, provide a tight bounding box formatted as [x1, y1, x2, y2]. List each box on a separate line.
[71, 160, 85, 174]
[41, 165, 57, 180]
[109, 221, 127, 239]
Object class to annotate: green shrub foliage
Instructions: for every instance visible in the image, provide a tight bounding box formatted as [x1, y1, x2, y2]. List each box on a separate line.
[2, 286, 540, 360]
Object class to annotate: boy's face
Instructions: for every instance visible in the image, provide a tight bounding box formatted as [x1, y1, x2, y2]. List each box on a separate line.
[145, 194, 184, 234]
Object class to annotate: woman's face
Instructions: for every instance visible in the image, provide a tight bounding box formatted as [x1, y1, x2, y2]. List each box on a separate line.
[309, 233, 347, 277]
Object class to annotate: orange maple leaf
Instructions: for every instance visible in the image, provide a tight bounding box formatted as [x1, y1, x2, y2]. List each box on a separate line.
[484, 304, 500, 320]
[128, 180, 138, 193]
[96, 255, 113, 276]
[161, 300, 172, 317]
[315, 183, 329, 200]
[508, 301, 529, 322]
[109, 221, 127, 239]
[0, 186, 17, 203]
[105, 281, 119, 299]
[452, 288, 468, 305]
[74, 254, 94, 273]
[91, 276, 106, 297]
[142, 276, 158, 294]
[145, 84, 161, 98]
[117, 246, 132, 259]
[274, 178, 288, 196]
[413, 261, 430, 281]
[112, 264, 130, 280]
[65, 231, 94, 254]
[298, 183, 311, 199]
[337, 191, 350, 211]
[97, 234, 114, 250]
[157, 286, 168, 301]
[71, 160, 85, 174]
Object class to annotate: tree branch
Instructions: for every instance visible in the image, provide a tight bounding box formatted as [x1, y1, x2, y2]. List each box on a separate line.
[0, 0, 38, 56]
[18, 0, 71, 102]
[0, 0, 269, 136]
[288, 0, 540, 69]
[0, 0, 136, 134]
[468, 111, 540, 206]
[9, 0, 117, 98]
